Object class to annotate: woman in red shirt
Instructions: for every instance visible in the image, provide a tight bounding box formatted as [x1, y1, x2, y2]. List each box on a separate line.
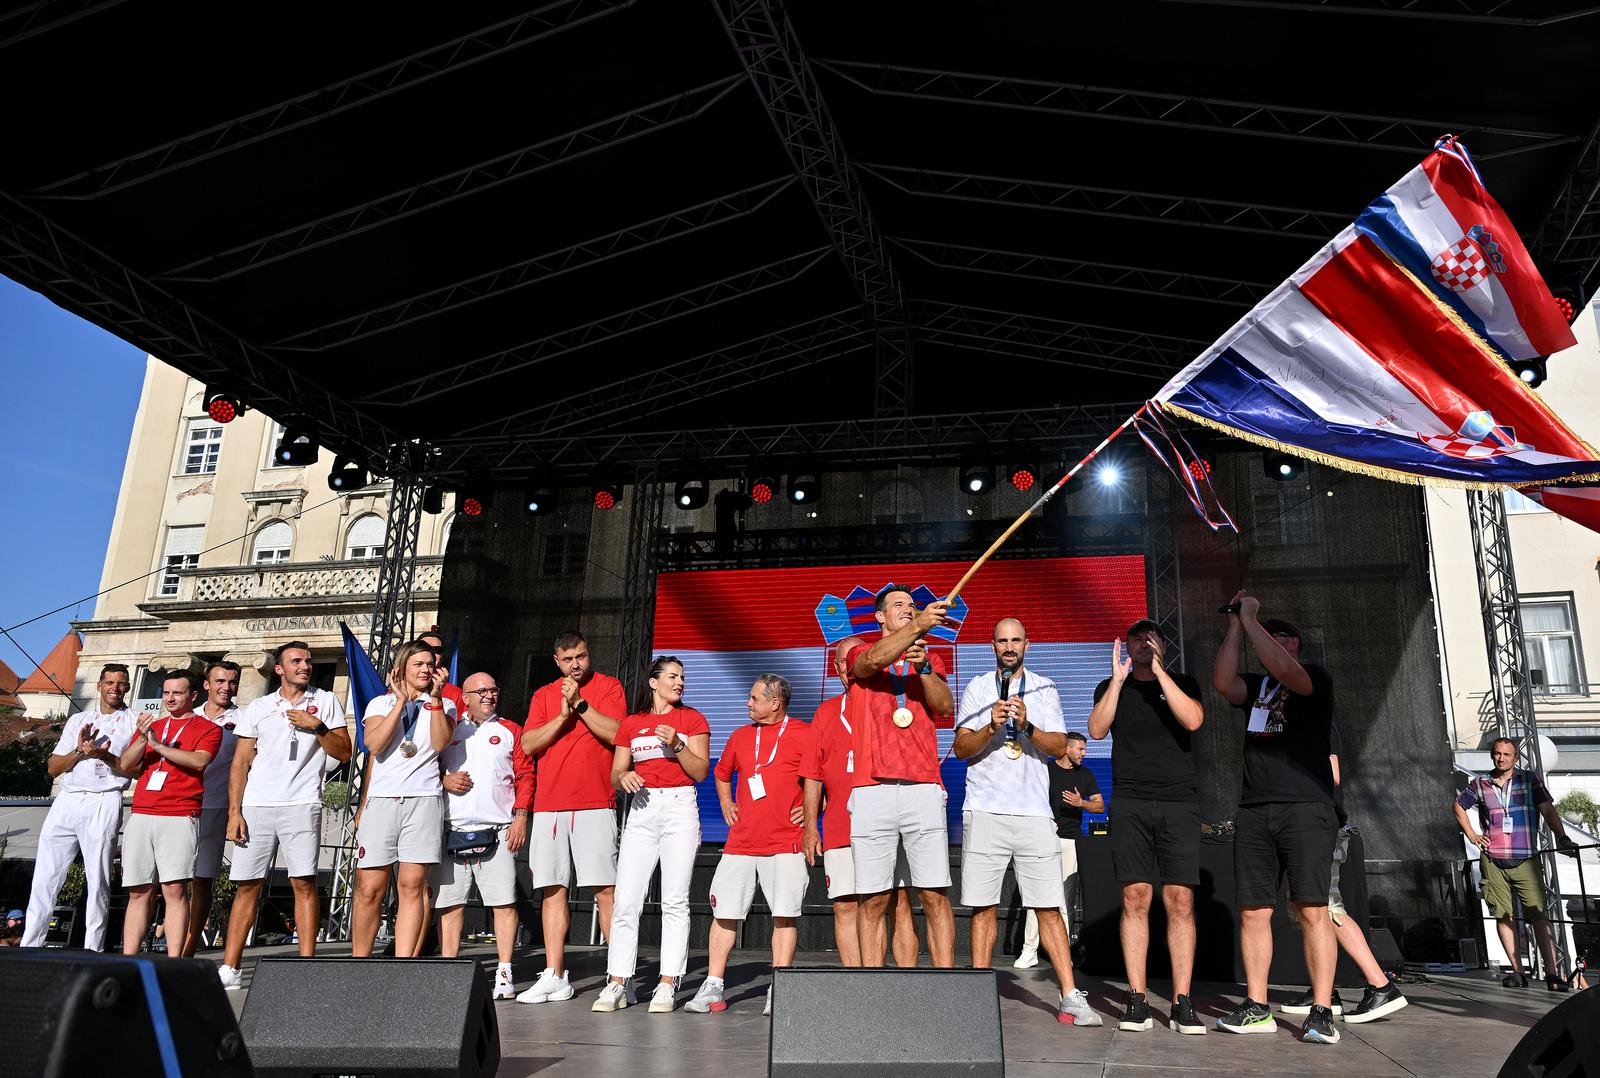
[592, 657, 710, 1014]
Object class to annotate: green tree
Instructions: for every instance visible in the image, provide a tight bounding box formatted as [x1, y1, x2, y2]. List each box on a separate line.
[0, 737, 56, 796]
[1558, 791, 1599, 836]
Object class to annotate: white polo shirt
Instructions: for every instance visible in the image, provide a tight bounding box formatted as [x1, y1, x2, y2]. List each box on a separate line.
[440, 714, 528, 829]
[235, 687, 346, 807]
[52, 706, 137, 793]
[955, 667, 1065, 818]
[364, 693, 457, 797]
[199, 705, 240, 810]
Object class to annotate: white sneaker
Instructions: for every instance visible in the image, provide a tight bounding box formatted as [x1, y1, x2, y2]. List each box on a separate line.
[649, 981, 677, 1013]
[217, 964, 243, 991]
[1013, 948, 1040, 969]
[591, 980, 629, 1012]
[1058, 988, 1103, 1027]
[685, 979, 727, 1013]
[763, 986, 772, 1016]
[516, 968, 573, 1004]
[492, 966, 516, 1000]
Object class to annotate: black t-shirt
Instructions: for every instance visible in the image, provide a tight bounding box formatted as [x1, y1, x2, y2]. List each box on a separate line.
[1237, 664, 1336, 806]
[1048, 761, 1102, 840]
[1094, 672, 1203, 802]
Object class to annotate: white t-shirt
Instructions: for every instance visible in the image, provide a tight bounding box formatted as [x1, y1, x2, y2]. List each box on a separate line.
[199, 705, 240, 810]
[53, 706, 138, 793]
[440, 714, 526, 829]
[235, 688, 347, 807]
[955, 667, 1066, 818]
[364, 693, 456, 797]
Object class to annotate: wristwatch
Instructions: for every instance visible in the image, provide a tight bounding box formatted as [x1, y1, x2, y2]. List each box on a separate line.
[574, 699, 590, 716]
[1021, 720, 1036, 739]
[312, 722, 330, 737]
[673, 735, 687, 753]
[916, 661, 933, 675]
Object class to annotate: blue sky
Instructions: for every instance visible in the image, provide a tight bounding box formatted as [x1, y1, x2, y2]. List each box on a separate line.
[0, 274, 144, 681]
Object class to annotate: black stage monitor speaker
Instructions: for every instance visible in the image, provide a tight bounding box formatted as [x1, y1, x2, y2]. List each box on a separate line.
[239, 956, 499, 1078]
[1498, 984, 1600, 1078]
[769, 967, 1003, 1078]
[0, 949, 252, 1078]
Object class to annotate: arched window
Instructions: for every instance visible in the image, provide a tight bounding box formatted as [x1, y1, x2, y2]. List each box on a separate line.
[252, 520, 293, 565]
[441, 514, 455, 554]
[345, 513, 385, 560]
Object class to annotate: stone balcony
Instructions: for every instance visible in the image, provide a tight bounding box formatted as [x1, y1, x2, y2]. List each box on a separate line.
[140, 556, 444, 619]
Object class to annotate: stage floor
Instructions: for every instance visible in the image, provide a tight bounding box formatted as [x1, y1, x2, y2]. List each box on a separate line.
[221, 943, 1563, 1076]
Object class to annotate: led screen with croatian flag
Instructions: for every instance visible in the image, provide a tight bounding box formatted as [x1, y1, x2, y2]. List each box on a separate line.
[652, 554, 1148, 843]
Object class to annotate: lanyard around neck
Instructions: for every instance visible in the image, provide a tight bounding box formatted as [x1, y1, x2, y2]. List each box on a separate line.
[753, 717, 790, 772]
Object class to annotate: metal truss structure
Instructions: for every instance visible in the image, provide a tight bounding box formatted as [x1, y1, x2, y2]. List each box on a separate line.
[1532, 117, 1600, 303]
[32, 0, 636, 199]
[713, 0, 913, 417]
[326, 477, 427, 942]
[817, 60, 1574, 158]
[1145, 458, 1186, 670]
[894, 237, 1273, 307]
[617, 469, 666, 700]
[0, 0, 128, 49]
[1160, 0, 1600, 26]
[157, 75, 745, 283]
[1465, 488, 1568, 974]
[860, 164, 1349, 240]
[913, 300, 1205, 377]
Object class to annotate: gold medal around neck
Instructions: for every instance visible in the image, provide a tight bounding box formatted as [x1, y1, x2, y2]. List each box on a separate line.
[399, 739, 419, 758]
[892, 706, 915, 729]
[1003, 741, 1023, 760]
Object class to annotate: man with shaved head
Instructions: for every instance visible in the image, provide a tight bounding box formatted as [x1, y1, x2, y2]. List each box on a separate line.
[801, 636, 920, 967]
[435, 671, 533, 999]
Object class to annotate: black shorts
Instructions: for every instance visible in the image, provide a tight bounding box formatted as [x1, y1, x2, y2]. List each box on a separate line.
[1110, 797, 1200, 887]
[1234, 801, 1339, 907]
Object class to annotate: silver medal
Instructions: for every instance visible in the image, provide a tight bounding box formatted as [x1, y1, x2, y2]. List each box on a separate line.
[400, 739, 419, 758]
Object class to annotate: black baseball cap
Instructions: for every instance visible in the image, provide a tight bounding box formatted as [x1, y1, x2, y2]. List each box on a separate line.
[1126, 618, 1164, 639]
[1262, 618, 1302, 640]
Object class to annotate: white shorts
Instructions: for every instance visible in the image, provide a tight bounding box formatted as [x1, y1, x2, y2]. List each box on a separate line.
[822, 845, 911, 900]
[230, 803, 324, 880]
[121, 813, 198, 886]
[194, 807, 229, 879]
[848, 782, 951, 893]
[434, 826, 520, 907]
[357, 795, 444, 868]
[960, 810, 1064, 908]
[709, 852, 809, 919]
[530, 808, 618, 890]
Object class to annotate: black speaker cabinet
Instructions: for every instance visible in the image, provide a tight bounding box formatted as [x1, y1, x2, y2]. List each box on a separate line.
[769, 967, 1003, 1078]
[239, 956, 499, 1078]
[0, 949, 251, 1078]
[1499, 984, 1600, 1078]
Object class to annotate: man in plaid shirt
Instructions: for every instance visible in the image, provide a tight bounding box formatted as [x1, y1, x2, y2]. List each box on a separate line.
[1453, 737, 1579, 989]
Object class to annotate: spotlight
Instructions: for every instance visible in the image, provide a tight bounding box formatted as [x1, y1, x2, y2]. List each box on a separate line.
[960, 463, 993, 496]
[750, 474, 778, 505]
[422, 486, 445, 515]
[523, 478, 556, 516]
[274, 423, 318, 466]
[1097, 463, 1122, 488]
[458, 483, 493, 518]
[674, 477, 709, 511]
[1264, 451, 1303, 482]
[1008, 463, 1038, 493]
[1552, 287, 1578, 324]
[327, 456, 368, 492]
[593, 479, 622, 511]
[1510, 357, 1547, 387]
[787, 471, 820, 505]
[203, 386, 245, 424]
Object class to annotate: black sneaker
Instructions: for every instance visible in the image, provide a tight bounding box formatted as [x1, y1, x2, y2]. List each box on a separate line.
[1216, 998, 1274, 1034]
[1344, 978, 1408, 1024]
[1300, 1003, 1341, 1044]
[1119, 992, 1153, 1032]
[1502, 971, 1529, 988]
[1280, 988, 1343, 1017]
[1169, 993, 1207, 1035]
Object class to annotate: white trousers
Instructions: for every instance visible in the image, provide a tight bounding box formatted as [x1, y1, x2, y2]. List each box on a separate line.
[606, 786, 700, 979]
[1023, 837, 1080, 952]
[23, 790, 124, 950]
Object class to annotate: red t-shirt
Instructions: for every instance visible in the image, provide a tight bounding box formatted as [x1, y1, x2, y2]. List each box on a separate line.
[525, 672, 628, 812]
[442, 682, 466, 715]
[846, 643, 948, 785]
[715, 717, 809, 856]
[131, 714, 225, 817]
[798, 693, 863, 850]
[621, 706, 710, 789]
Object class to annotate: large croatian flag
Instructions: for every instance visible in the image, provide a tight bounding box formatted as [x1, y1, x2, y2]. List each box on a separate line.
[1154, 138, 1594, 489]
[652, 555, 1148, 843]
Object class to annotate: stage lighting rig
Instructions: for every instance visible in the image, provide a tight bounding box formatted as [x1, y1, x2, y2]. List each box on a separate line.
[524, 478, 556, 516]
[1097, 463, 1122, 488]
[675, 477, 709, 511]
[593, 477, 623, 511]
[274, 423, 318, 467]
[1264, 451, 1303, 481]
[327, 456, 368, 492]
[458, 482, 493, 518]
[1510, 357, 1547, 387]
[203, 386, 245, 424]
[787, 471, 820, 505]
[750, 474, 779, 505]
[422, 486, 445, 515]
[960, 463, 993, 496]
[1008, 463, 1038, 493]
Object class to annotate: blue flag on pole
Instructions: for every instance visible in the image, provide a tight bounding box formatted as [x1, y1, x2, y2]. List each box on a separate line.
[340, 622, 386, 754]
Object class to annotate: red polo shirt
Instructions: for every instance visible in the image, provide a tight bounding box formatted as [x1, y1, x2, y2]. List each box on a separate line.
[715, 717, 809, 856]
[845, 644, 948, 785]
[799, 693, 860, 850]
[132, 714, 225, 817]
[525, 672, 628, 812]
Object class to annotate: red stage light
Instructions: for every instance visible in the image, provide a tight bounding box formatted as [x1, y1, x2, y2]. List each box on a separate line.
[1009, 465, 1037, 492]
[1186, 458, 1212, 483]
[595, 490, 616, 511]
[1555, 295, 1575, 323]
[207, 398, 237, 423]
[751, 482, 774, 504]
[462, 497, 483, 517]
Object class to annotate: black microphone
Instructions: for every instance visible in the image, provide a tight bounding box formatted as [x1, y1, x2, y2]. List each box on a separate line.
[1218, 602, 1241, 615]
[999, 671, 1018, 749]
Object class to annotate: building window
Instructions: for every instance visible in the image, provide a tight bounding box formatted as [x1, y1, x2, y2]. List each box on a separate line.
[158, 525, 203, 596]
[1522, 596, 1586, 695]
[345, 513, 385, 560]
[251, 520, 293, 565]
[183, 419, 223, 475]
[1505, 490, 1550, 515]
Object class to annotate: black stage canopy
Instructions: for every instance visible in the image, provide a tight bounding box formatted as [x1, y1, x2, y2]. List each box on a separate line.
[3, 0, 1598, 483]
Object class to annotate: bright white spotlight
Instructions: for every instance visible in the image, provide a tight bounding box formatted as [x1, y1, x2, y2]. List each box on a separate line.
[1098, 464, 1121, 488]
[1278, 462, 1294, 478]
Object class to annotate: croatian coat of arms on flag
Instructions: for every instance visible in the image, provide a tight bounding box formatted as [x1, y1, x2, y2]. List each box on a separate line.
[1430, 236, 1492, 293]
[1418, 411, 1527, 460]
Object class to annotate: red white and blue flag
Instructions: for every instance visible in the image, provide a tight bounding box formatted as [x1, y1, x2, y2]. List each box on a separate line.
[1152, 138, 1594, 489]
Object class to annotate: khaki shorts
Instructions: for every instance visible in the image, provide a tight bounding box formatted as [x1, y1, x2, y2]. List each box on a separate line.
[230, 803, 323, 880]
[357, 795, 444, 868]
[848, 782, 951, 893]
[434, 825, 520, 907]
[1482, 856, 1546, 920]
[710, 852, 809, 919]
[122, 813, 199, 886]
[530, 808, 618, 890]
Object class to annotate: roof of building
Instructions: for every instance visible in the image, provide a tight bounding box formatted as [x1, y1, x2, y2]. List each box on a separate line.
[0, 659, 22, 712]
[17, 631, 83, 699]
